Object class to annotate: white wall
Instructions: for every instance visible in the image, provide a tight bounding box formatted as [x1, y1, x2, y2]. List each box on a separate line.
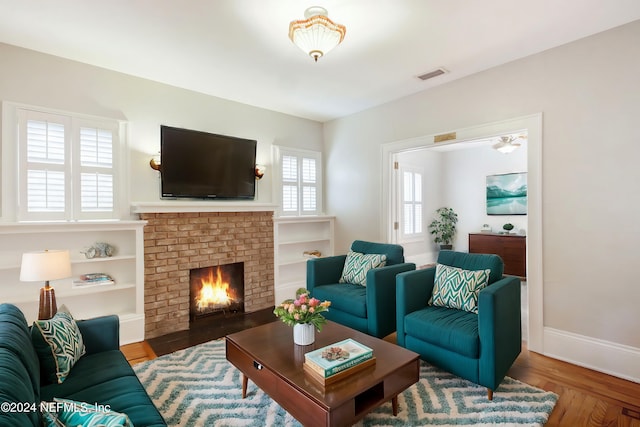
[443, 142, 528, 252]
[324, 21, 640, 380]
[0, 42, 323, 220]
[395, 142, 527, 265]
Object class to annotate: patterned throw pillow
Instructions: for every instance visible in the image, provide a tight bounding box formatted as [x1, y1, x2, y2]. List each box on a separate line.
[42, 398, 132, 427]
[339, 251, 387, 286]
[429, 263, 491, 313]
[32, 307, 86, 384]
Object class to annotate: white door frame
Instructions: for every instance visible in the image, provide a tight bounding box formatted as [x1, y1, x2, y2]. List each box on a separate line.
[380, 113, 544, 353]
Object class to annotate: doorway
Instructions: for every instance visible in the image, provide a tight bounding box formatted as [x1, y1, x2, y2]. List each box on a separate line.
[381, 114, 543, 353]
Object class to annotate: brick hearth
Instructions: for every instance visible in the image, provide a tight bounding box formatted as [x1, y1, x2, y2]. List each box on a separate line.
[140, 211, 274, 339]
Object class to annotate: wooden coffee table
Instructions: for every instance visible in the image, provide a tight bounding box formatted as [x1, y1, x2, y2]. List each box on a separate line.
[226, 320, 419, 427]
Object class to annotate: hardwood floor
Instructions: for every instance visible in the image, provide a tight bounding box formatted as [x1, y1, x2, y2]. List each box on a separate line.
[121, 340, 157, 365]
[122, 308, 640, 426]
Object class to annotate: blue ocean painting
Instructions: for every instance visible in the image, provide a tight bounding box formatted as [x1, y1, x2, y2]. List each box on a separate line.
[486, 172, 527, 215]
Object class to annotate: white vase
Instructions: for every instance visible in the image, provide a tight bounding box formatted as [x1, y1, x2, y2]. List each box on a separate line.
[293, 323, 315, 345]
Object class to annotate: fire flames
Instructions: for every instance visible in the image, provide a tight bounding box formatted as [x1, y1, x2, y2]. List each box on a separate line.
[195, 266, 232, 311]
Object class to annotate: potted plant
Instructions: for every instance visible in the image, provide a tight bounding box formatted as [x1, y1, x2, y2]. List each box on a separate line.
[502, 223, 514, 234]
[273, 288, 331, 345]
[428, 207, 458, 250]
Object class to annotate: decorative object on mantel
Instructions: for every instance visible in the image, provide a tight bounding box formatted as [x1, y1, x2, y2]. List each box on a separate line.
[481, 224, 492, 233]
[289, 6, 346, 62]
[82, 242, 115, 259]
[428, 207, 458, 250]
[20, 250, 72, 320]
[273, 288, 331, 345]
[502, 223, 515, 234]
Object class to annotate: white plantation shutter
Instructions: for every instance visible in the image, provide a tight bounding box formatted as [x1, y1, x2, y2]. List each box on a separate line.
[275, 147, 322, 216]
[20, 113, 70, 220]
[26, 169, 65, 212]
[302, 157, 317, 212]
[17, 107, 121, 221]
[282, 185, 298, 212]
[401, 169, 423, 238]
[78, 126, 114, 213]
[282, 155, 298, 181]
[282, 155, 298, 212]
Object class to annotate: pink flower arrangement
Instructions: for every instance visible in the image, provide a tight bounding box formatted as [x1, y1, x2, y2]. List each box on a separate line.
[273, 288, 331, 331]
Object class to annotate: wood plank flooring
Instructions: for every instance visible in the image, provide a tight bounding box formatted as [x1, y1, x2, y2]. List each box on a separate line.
[121, 308, 640, 426]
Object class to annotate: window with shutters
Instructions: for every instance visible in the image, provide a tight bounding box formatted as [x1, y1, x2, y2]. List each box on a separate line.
[273, 146, 322, 216]
[16, 107, 121, 221]
[401, 168, 423, 239]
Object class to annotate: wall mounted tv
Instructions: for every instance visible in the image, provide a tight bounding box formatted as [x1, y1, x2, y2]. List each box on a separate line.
[160, 125, 257, 200]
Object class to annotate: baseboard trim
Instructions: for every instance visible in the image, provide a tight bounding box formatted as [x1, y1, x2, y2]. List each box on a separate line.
[543, 327, 640, 383]
[120, 314, 145, 345]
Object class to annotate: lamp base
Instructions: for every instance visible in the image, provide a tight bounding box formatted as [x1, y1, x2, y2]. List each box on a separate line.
[38, 285, 57, 320]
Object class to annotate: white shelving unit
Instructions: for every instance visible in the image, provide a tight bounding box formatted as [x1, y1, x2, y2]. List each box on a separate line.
[273, 216, 334, 303]
[0, 220, 146, 344]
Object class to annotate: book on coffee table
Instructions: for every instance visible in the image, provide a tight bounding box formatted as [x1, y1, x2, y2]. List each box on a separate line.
[304, 338, 374, 378]
[303, 356, 376, 386]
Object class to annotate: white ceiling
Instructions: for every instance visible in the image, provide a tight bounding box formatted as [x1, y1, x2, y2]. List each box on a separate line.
[2, 0, 640, 122]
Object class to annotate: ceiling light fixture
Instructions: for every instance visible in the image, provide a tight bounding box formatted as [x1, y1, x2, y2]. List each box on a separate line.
[493, 135, 524, 154]
[289, 6, 346, 62]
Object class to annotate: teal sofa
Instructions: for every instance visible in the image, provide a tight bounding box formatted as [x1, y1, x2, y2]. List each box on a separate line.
[0, 303, 166, 426]
[307, 240, 415, 338]
[396, 251, 521, 400]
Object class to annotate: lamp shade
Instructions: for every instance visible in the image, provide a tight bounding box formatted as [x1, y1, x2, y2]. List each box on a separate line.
[289, 6, 346, 62]
[20, 250, 72, 282]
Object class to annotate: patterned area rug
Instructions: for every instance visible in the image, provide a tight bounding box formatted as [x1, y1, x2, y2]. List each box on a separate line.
[133, 339, 557, 426]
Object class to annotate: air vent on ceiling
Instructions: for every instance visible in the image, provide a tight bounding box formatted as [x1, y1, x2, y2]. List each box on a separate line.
[417, 68, 447, 81]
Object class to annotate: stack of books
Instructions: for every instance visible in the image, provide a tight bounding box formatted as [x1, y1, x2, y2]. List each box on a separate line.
[303, 338, 375, 385]
[72, 273, 115, 288]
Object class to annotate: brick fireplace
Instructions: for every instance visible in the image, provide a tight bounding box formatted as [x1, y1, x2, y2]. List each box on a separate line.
[140, 210, 274, 339]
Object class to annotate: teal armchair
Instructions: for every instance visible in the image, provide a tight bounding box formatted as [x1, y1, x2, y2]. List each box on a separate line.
[307, 240, 415, 338]
[396, 251, 521, 400]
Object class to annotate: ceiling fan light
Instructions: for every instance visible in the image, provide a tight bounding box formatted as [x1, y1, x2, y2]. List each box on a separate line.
[492, 136, 522, 154]
[289, 7, 346, 62]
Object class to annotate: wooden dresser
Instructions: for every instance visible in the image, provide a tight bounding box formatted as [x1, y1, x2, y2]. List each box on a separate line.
[468, 233, 526, 278]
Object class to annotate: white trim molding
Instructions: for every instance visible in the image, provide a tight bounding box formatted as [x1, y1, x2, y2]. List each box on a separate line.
[131, 201, 277, 214]
[544, 327, 640, 383]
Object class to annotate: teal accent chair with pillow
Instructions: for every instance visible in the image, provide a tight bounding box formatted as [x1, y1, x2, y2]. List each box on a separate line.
[396, 251, 521, 400]
[307, 240, 416, 338]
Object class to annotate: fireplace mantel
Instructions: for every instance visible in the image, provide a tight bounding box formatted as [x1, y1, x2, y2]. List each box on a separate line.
[131, 201, 277, 214]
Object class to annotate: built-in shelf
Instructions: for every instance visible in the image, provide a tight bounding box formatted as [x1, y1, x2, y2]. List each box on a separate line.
[273, 216, 334, 303]
[0, 220, 146, 344]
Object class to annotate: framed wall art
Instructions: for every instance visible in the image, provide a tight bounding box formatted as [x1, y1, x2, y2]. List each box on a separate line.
[486, 172, 527, 215]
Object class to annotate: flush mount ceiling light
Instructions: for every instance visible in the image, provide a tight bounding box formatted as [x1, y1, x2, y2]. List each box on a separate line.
[493, 135, 525, 154]
[289, 6, 346, 62]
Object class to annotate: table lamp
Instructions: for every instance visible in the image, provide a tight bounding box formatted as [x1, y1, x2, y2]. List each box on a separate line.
[20, 249, 72, 320]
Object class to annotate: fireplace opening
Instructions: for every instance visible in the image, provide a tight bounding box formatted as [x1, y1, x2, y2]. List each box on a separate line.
[190, 262, 244, 322]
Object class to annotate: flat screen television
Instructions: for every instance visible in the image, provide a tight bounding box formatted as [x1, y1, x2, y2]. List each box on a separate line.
[160, 125, 256, 200]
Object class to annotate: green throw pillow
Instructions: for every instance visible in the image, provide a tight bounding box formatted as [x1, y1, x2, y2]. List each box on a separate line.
[429, 263, 491, 313]
[42, 398, 132, 427]
[32, 307, 86, 384]
[339, 251, 387, 286]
